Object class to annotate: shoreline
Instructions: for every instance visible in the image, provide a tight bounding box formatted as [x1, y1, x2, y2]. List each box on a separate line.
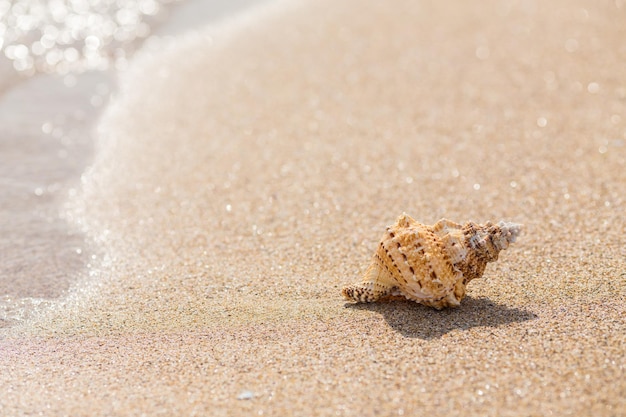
[0, 0, 269, 327]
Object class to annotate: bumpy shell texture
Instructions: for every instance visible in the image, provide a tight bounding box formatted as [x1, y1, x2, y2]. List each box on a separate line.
[342, 213, 521, 309]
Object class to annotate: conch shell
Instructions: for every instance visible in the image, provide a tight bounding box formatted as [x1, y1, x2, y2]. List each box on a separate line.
[342, 213, 521, 309]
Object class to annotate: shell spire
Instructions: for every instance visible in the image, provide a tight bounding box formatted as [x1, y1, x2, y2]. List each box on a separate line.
[342, 214, 522, 309]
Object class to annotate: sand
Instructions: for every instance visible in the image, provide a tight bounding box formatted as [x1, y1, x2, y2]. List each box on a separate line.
[1, 0, 625, 415]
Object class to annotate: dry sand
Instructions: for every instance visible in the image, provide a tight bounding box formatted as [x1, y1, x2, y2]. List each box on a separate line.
[1, 0, 625, 415]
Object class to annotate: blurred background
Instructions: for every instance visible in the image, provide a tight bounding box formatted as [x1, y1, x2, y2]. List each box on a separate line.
[0, 0, 264, 324]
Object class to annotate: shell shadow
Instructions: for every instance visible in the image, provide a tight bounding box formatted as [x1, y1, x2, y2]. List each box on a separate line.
[345, 297, 537, 339]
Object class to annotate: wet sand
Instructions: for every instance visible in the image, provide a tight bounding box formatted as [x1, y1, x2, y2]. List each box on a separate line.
[1, 0, 625, 415]
[0, 0, 263, 323]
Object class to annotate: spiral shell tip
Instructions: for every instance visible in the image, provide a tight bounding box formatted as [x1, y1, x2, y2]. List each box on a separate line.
[497, 221, 522, 244]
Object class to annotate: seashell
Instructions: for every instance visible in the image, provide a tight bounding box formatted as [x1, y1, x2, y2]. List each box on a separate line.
[342, 213, 521, 309]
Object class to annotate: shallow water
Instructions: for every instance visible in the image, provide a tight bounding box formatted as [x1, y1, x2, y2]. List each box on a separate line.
[0, 0, 265, 326]
[0, 70, 107, 326]
[0, 0, 182, 76]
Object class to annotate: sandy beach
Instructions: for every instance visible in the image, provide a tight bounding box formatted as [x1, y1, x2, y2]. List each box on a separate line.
[1, 0, 625, 415]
